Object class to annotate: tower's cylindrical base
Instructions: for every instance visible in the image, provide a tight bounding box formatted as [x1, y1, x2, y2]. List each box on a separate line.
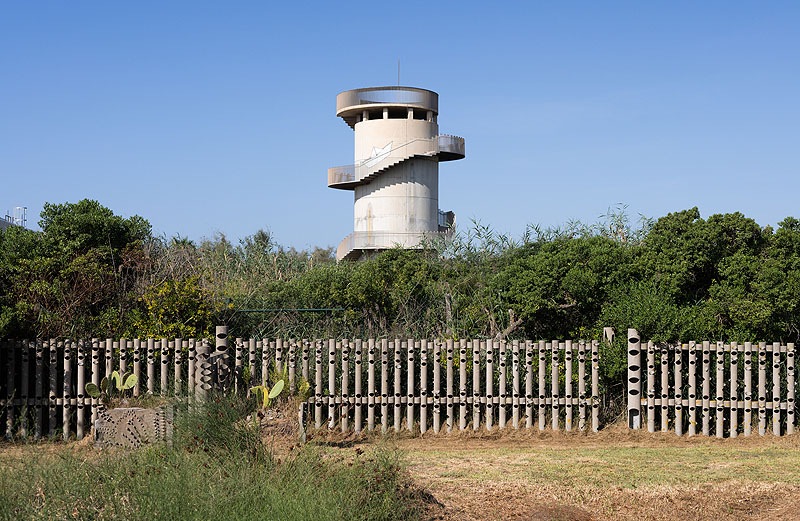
[354, 157, 438, 237]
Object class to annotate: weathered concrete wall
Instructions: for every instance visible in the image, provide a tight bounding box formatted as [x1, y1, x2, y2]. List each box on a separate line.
[93, 406, 172, 449]
[353, 157, 439, 235]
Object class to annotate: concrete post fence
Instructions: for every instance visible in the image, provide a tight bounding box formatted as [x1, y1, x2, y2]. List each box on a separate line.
[6, 330, 793, 440]
[626, 339, 796, 437]
[627, 329, 642, 430]
[2, 333, 604, 440]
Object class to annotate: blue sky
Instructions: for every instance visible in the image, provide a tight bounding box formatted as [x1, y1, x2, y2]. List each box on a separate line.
[2, 2, 799, 249]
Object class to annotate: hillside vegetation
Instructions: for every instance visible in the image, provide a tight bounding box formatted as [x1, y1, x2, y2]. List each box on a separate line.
[2, 200, 800, 394]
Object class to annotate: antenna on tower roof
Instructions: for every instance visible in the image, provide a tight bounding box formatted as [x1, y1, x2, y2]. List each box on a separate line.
[397, 59, 400, 86]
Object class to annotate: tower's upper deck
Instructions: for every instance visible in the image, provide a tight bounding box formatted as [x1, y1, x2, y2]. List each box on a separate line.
[336, 86, 438, 128]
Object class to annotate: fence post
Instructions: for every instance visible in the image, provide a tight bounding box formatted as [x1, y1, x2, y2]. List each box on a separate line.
[90, 338, 100, 427]
[250, 339, 259, 388]
[62, 340, 71, 441]
[13, 340, 28, 438]
[578, 340, 586, 432]
[702, 341, 711, 436]
[188, 339, 197, 398]
[393, 339, 402, 432]
[76, 340, 86, 441]
[758, 342, 767, 435]
[215, 326, 230, 391]
[512, 340, 520, 429]
[381, 339, 389, 433]
[627, 329, 641, 430]
[175, 338, 183, 396]
[161, 339, 170, 396]
[661, 343, 669, 433]
[301, 339, 309, 385]
[367, 339, 376, 432]
[773, 342, 781, 436]
[146, 339, 155, 394]
[688, 342, 697, 436]
[314, 340, 323, 429]
[525, 340, 533, 429]
[729, 342, 738, 438]
[195, 339, 211, 403]
[446, 339, 454, 432]
[433, 340, 441, 433]
[106, 338, 114, 377]
[591, 340, 599, 432]
[354, 339, 362, 434]
[47, 338, 59, 441]
[647, 340, 655, 433]
[420, 340, 428, 434]
[538, 340, 546, 431]
[328, 339, 336, 429]
[35, 340, 44, 439]
[18, 341, 29, 439]
[716, 342, 725, 438]
[13, 342, 25, 439]
[234, 338, 244, 395]
[1, 342, 5, 437]
[744, 342, 753, 436]
[551, 341, 559, 431]
[408, 339, 416, 432]
[298, 403, 307, 444]
[674, 344, 684, 436]
[275, 338, 283, 376]
[6, 341, 16, 440]
[472, 339, 481, 430]
[485, 340, 494, 431]
[498, 340, 507, 430]
[565, 340, 573, 432]
[132, 339, 141, 397]
[261, 338, 276, 388]
[341, 340, 349, 432]
[288, 340, 297, 394]
[460, 340, 468, 431]
[789, 343, 795, 435]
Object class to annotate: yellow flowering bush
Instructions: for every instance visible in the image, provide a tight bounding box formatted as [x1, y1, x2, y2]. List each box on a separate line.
[130, 276, 214, 338]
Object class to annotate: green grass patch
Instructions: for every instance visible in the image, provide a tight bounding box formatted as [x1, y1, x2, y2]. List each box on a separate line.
[405, 445, 800, 489]
[0, 397, 422, 521]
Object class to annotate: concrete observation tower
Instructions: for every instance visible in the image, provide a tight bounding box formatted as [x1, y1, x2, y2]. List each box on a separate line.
[328, 86, 465, 261]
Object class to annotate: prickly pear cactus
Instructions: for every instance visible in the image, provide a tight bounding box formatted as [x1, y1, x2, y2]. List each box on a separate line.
[93, 407, 172, 449]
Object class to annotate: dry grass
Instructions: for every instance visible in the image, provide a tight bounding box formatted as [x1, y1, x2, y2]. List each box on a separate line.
[7, 420, 800, 521]
[319, 423, 800, 521]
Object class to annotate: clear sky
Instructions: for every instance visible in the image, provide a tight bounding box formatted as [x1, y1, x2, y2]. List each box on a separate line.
[2, 2, 799, 249]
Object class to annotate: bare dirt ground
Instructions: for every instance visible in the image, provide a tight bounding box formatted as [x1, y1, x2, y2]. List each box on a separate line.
[316, 424, 800, 521]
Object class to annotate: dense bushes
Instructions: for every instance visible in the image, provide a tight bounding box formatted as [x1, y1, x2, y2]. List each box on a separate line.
[3, 200, 800, 385]
[0, 200, 150, 338]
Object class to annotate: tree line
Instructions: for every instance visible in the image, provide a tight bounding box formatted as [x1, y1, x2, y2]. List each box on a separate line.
[2, 200, 800, 390]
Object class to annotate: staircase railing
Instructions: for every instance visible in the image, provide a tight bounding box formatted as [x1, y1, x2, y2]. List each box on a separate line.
[328, 135, 464, 188]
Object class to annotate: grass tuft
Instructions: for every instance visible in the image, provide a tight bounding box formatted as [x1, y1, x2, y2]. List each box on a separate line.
[0, 395, 423, 521]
